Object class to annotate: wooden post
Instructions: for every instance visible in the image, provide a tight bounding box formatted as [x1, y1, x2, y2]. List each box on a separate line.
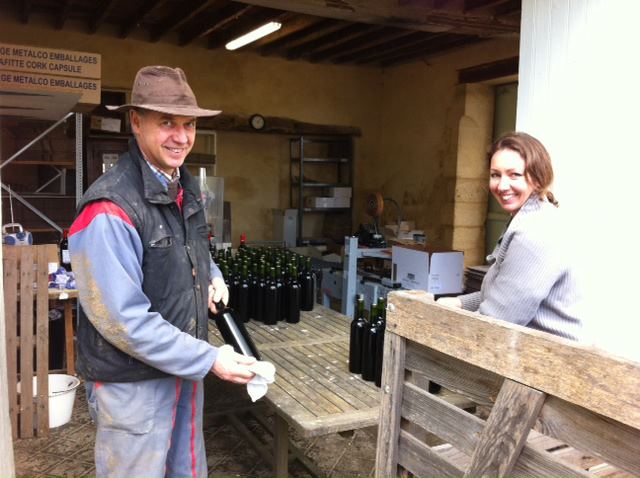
[375, 332, 406, 477]
[274, 413, 289, 477]
[0, 208, 16, 476]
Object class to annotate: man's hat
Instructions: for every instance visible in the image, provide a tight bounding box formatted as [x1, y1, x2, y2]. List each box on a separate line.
[106, 66, 221, 117]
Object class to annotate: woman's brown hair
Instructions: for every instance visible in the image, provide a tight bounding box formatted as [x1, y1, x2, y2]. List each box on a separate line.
[488, 132, 558, 206]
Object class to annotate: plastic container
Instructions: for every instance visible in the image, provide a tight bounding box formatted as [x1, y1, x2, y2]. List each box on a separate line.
[18, 374, 81, 428]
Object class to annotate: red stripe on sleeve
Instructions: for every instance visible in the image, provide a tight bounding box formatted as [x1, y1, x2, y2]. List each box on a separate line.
[69, 200, 134, 236]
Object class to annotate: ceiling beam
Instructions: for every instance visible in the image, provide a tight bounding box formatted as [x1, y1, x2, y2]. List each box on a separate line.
[335, 31, 436, 64]
[494, 0, 521, 16]
[464, 0, 514, 12]
[296, 23, 381, 59]
[150, 0, 215, 42]
[457, 55, 518, 83]
[231, 0, 519, 36]
[120, 0, 162, 39]
[286, 23, 357, 60]
[207, 8, 286, 49]
[55, 0, 73, 30]
[20, 0, 32, 24]
[310, 27, 413, 63]
[179, 3, 253, 46]
[89, 0, 116, 34]
[259, 18, 339, 56]
[380, 36, 485, 67]
[356, 33, 457, 64]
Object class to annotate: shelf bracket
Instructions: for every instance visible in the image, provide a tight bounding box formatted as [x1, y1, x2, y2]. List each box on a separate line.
[0, 111, 74, 171]
[0, 183, 63, 233]
[0, 111, 81, 234]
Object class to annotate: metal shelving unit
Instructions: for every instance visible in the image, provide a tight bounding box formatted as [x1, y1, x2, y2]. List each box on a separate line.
[289, 136, 354, 246]
[0, 112, 83, 234]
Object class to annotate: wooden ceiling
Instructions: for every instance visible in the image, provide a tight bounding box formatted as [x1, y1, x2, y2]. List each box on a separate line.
[0, 0, 521, 67]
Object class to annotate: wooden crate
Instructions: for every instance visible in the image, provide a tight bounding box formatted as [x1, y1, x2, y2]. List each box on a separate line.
[376, 290, 640, 477]
[3, 244, 57, 439]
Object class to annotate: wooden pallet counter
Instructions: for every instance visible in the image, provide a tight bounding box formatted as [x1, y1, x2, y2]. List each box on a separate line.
[376, 290, 640, 477]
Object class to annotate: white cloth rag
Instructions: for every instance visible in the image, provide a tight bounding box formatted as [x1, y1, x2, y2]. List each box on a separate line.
[246, 360, 276, 402]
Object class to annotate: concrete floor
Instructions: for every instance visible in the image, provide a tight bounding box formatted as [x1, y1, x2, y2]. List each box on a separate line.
[12, 376, 378, 477]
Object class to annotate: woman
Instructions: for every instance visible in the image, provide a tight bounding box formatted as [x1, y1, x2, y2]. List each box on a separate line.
[437, 132, 582, 340]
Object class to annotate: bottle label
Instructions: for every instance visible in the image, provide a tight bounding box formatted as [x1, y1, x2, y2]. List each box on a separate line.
[62, 250, 71, 264]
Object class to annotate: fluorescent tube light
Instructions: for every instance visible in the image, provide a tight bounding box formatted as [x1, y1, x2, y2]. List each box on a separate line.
[225, 21, 282, 50]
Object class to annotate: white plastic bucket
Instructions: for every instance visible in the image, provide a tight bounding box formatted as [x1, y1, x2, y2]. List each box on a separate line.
[18, 374, 81, 428]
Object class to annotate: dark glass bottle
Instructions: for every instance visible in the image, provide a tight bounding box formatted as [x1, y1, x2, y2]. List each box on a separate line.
[60, 229, 71, 271]
[361, 303, 380, 382]
[300, 257, 314, 311]
[374, 297, 387, 387]
[349, 295, 367, 374]
[263, 266, 278, 325]
[286, 264, 301, 323]
[209, 303, 261, 360]
[275, 264, 284, 321]
[208, 233, 216, 260]
[229, 262, 240, 310]
[248, 262, 259, 321]
[237, 263, 250, 323]
[255, 262, 266, 323]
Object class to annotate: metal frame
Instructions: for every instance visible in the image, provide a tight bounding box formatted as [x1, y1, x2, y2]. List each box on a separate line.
[339, 236, 392, 317]
[0, 112, 83, 233]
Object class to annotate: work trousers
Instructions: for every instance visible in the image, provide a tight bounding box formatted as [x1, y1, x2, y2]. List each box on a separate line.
[86, 377, 207, 478]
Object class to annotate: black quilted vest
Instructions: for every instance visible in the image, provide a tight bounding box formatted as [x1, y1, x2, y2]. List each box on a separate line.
[75, 139, 211, 382]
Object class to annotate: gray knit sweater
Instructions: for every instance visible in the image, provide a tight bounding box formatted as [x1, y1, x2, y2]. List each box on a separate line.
[459, 196, 582, 341]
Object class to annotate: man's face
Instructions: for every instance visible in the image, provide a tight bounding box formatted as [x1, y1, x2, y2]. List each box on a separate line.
[130, 109, 196, 175]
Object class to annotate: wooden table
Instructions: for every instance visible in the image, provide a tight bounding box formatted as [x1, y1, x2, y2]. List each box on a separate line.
[209, 305, 380, 476]
[48, 288, 78, 376]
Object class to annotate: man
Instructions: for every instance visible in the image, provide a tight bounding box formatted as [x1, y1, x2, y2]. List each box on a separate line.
[69, 66, 255, 478]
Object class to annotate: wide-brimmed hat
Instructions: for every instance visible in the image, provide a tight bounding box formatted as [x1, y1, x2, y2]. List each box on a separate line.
[106, 66, 221, 117]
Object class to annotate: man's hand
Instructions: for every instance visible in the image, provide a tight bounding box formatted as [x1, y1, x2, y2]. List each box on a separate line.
[209, 276, 229, 314]
[436, 297, 462, 308]
[211, 345, 256, 384]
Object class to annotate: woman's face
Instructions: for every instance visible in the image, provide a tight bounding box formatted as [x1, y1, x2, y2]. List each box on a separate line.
[489, 148, 536, 215]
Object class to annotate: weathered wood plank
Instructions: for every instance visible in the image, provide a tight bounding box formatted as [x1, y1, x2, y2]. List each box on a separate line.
[387, 291, 640, 430]
[405, 341, 502, 406]
[267, 347, 354, 413]
[514, 446, 592, 477]
[465, 379, 546, 477]
[375, 333, 405, 477]
[402, 381, 482, 456]
[3, 250, 19, 440]
[19, 247, 35, 438]
[537, 396, 640, 477]
[232, 0, 520, 35]
[397, 429, 464, 477]
[35, 246, 50, 437]
[401, 381, 589, 477]
[274, 413, 289, 477]
[263, 349, 341, 416]
[295, 407, 379, 437]
[282, 344, 375, 409]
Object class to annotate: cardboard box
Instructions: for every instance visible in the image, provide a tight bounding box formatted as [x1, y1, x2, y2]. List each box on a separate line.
[327, 187, 352, 197]
[90, 116, 121, 133]
[332, 197, 350, 208]
[304, 197, 334, 208]
[392, 245, 464, 294]
[0, 43, 101, 79]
